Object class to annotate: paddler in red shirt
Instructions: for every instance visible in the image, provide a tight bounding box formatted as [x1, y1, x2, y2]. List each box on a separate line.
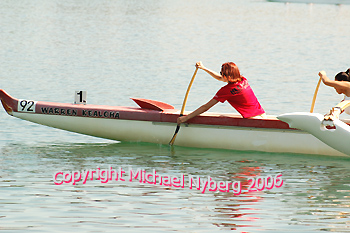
[177, 61, 265, 124]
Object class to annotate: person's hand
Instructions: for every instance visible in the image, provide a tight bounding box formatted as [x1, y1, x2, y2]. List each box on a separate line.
[324, 107, 341, 121]
[177, 116, 188, 124]
[324, 113, 336, 121]
[318, 70, 326, 78]
[196, 61, 205, 70]
[318, 70, 329, 84]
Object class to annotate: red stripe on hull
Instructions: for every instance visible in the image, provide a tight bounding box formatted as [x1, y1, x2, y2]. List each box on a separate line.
[0, 89, 295, 130]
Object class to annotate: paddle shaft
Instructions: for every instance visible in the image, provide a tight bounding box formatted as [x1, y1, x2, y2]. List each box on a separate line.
[310, 77, 321, 113]
[169, 67, 199, 145]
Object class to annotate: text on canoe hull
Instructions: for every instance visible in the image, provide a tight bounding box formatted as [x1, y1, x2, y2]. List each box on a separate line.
[41, 107, 120, 119]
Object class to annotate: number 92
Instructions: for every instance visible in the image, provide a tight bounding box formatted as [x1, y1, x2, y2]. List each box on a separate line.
[18, 99, 36, 112]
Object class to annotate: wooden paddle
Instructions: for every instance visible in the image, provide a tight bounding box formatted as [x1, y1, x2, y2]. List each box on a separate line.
[310, 77, 321, 113]
[169, 67, 199, 145]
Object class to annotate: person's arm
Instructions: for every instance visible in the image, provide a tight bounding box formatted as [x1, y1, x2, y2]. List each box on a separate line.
[319, 71, 350, 90]
[196, 61, 225, 82]
[324, 100, 350, 121]
[177, 98, 219, 124]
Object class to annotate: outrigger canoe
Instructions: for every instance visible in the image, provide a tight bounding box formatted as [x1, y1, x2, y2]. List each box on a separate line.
[0, 89, 348, 156]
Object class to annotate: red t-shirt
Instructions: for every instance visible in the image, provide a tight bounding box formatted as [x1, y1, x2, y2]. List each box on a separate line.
[213, 77, 265, 118]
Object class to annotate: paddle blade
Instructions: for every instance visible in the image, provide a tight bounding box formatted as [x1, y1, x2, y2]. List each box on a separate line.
[169, 125, 181, 146]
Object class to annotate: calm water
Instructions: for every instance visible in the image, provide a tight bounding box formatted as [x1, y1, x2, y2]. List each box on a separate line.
[1, 0, 350, 232]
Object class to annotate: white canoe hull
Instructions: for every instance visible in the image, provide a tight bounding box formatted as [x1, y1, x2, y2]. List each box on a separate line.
[1, 89, 347, 156]
[13, 111, 345, 156]
[278, 112, 350, 155]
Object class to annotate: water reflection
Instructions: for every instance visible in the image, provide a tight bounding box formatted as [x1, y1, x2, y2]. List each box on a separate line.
[1, 142, 350, 231]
